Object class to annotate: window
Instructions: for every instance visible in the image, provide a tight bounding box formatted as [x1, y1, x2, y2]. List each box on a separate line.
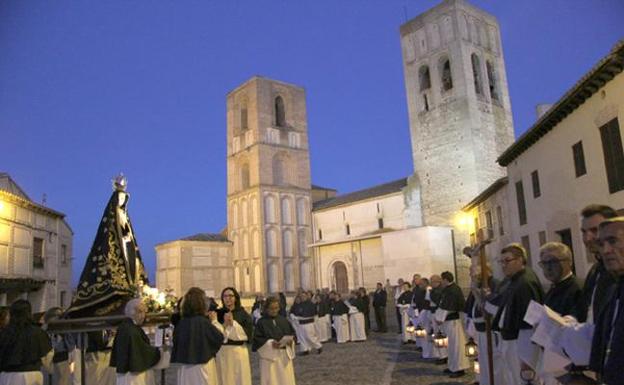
[419, 65, 431, 91]
[496, 205, 504, 235]
[572, 141, 587, 177]
[531, 170, 541, 198]
[281, 198, 292, 224]
[486, 60, 499, 102]
[557, 228, 576, 274]
[521, 235, 532, 267]
[423, 94, 429, 112]
[599, 118, 624, 193]
[33, 237, 44, 269]
[538, 231, 547, 246]
[241, 163, 250, 190]
[378, 218, 384, 229]
[240, 107, 248, 130]
[275, 96, 286, 127]
[318, 229, 323, 241]
[441, 58, 453, 91]
[471, 54, 483, 96]
[515, 181, 527, 225]
[61, 244, 67, 265]
[346, 224, 351, 236]
[60, 291, 66, 308]
[485, 210, 493, 239]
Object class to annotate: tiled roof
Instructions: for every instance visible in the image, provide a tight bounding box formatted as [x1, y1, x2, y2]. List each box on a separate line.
[313, 178, 408, 211]
[180, 233, 230, 242]
[498, 40, 624, 166]
[311, 184, 337, 191]
[0, 172, 31, 201]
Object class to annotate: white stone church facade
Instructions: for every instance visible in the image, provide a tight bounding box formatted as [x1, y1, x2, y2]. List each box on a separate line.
[156, 0, 515, 295]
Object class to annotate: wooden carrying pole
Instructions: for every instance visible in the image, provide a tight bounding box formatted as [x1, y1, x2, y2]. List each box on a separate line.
[478, 234, 495, 385]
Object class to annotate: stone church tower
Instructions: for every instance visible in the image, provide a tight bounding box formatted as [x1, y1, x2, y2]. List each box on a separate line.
[226, 76, 314, 294]
[400, 0, 514, 227]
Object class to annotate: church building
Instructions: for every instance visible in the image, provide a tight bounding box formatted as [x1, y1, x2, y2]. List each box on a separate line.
[156, 0, 516, 295]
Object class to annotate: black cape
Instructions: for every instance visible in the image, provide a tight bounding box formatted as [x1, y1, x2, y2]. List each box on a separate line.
[582, 261, 616, 321]
[67, 190, 148, 317]
[0, 323, 52, 372]
[293, 300, 317, 318]
[330, 300, 349, 316]
[544, 275, 587, 322]
[411, 285, 427, 310]
[589, 276, 623, 384]
[110, 319, 160, 374]
[397, 290, 412, 306]
[349, 297, 366, 313]
[439, 283, 465, 320]
[318, 297, 331, 316]
[429, 286, 443, 312]
[493, 268, 544, 340]
[217, 307, 253, 341]
[252, 315, 295, 352]
[171, 315, 224, 364]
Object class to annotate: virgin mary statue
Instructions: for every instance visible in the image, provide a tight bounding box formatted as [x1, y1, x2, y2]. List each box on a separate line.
[67, 174, 148, 317]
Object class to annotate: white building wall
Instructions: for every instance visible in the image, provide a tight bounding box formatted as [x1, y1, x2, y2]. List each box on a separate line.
[499, 71, 624, 281]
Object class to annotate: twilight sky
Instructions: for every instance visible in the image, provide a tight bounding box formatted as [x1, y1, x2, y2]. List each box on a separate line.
[1, 1, 622, 285]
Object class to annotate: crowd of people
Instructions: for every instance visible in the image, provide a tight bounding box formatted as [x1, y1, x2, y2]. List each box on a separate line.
[0, 204, 622, 385]
[389, 204, 623, 385]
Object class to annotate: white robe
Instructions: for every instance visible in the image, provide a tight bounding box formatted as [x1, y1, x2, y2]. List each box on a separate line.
[418, 310, 435, 358]
[292, 317, 322, 352]
[216, 320, 252, 385]
[288, 315, 304, 349]
[431, 321, 448, 359]
[349, 312, 366, 342]
[257, 339, 296, 385]
[0, 372, 44, 385]
[176, 360, 218, 385]
[443, 319, 470, 372]
[332, 314, 350, 343]
[73, 350, 115, 385]
[315, 314, 331, 342]
[398, 304, 411, 343]
[115, 371, 155, 385]
[476, 330, 506, 385]
[44, 360, 71, 385]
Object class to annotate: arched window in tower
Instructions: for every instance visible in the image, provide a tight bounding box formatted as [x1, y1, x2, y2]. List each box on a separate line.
[275, 96, 286, 127]
[486, 60, 500, 102]
[282, 230, 293, 257]
[264, 195, 276, 223]
[471, 53, 483, 96]
[272, 155, 286, 186]
[231, 202, 238, 228]
[240, 163, 250, 190]
[296, 199, 307, 225]
[281, 198, 292, 224]
[298, 231, 307, 257]
[418, 65, 431, 91]
[266, 228, 278, 257]
[254, 264, 261, 292]
[284, 262, 295, 292]
[268, 263, 279, 293]
[300, 260, 311, 290]
[241, 198, 248, 226]
[240, 105, 248, 131]
[441, 58, 453, 91]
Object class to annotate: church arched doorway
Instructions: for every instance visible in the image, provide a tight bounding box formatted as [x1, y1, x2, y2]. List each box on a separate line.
[333, 262, 348, 294]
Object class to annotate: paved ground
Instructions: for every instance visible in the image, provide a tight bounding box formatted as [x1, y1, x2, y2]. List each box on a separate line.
[163, 309, 477, 385]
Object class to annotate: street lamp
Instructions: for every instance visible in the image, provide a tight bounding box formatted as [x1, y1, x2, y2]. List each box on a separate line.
[414, 325, 427, 339]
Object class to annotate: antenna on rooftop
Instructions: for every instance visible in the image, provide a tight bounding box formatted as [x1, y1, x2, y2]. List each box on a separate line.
[42, 193, 47, 205]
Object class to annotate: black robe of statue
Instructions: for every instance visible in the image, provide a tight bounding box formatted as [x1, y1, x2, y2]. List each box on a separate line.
[493, 268, 544, 340]
[171, 315, 224, 364]
[252, 315, 295, 352]
[590, 276, 623, 385]
[293, 300, 317, 318]
[67, 190, 149, 317]
[544, 275, 587, 322]
[582, 261, 616, 321]
[217, 307, 253, 342]
[0, 323, 52, 372]
[330, 300, 349, 316]
[110, 319, 160, 374]
[439, 283, 465, 321]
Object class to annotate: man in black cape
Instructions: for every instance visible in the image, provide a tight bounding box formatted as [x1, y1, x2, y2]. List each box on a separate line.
[67, 175, 149, 318]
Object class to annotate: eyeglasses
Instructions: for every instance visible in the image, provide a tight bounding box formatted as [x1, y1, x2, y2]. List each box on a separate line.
[538, 259, 568, 268]
[497, 256, 520, 265]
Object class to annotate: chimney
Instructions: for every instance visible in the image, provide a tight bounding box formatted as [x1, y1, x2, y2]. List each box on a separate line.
[536, 104, 553, 120]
